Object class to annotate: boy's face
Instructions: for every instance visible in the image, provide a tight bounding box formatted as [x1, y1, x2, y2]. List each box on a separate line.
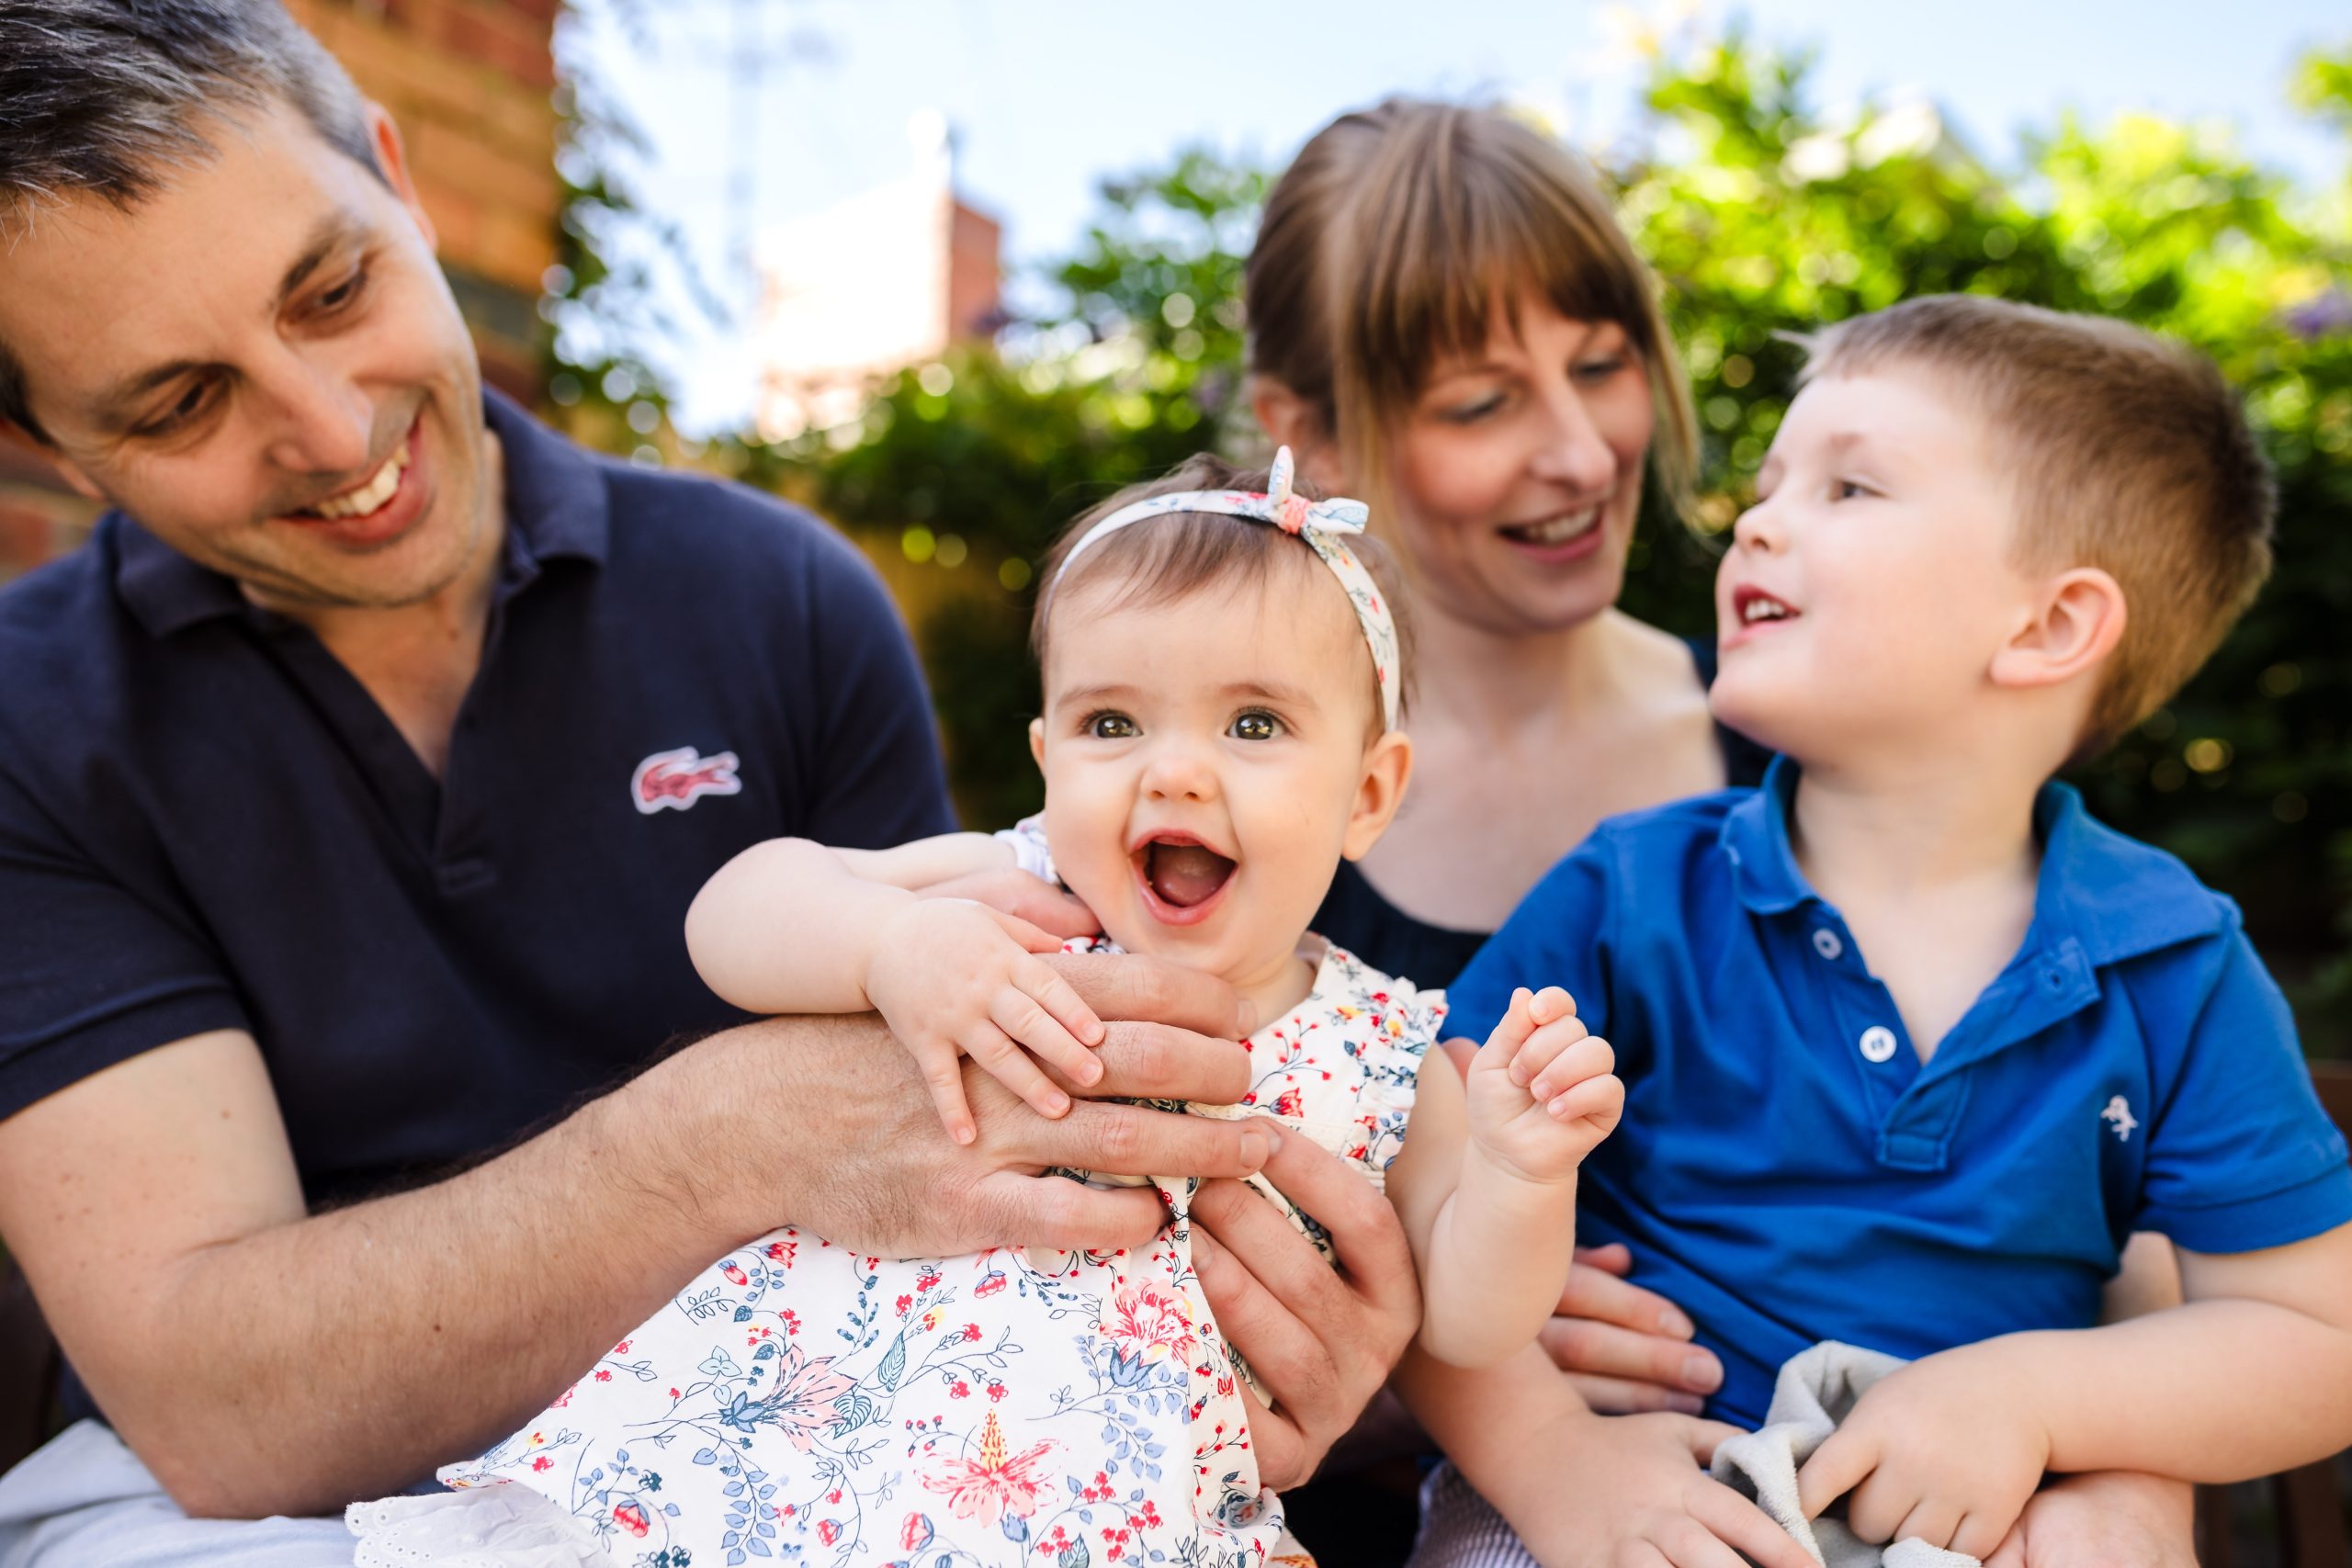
[1030, 564, 1408, 994]
[1710, 367, 2042, 765]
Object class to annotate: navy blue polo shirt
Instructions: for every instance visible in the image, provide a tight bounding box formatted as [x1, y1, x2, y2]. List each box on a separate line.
[0, 391, 953, 1208]
[1448, 758, 2352, 1427]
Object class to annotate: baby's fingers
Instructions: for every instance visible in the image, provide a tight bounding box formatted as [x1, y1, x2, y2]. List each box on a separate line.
[965, 1021, 1074, 1119]
[1543, 1072, 1623, 1131]
[990, 979, 1102, 1090]
[1526, 1032, 1612, 1100]
[915, 1041, 979, 1145]
[1012, 953, 1106, 1049]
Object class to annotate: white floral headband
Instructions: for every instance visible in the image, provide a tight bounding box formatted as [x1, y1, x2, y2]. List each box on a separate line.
[1051, 446, 1401, 732]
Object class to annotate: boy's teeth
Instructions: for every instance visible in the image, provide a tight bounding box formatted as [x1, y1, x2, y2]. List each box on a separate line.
[1741, 598, 1792, 624]
[305, 442, 410, 521]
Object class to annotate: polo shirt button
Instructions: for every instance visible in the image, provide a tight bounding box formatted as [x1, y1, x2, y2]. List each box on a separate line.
[1859, 1025, 1899, 1063]
[1813, 929, 1844, 960]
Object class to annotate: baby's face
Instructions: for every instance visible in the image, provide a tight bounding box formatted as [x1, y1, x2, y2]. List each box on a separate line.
[1711, 366, 2042, 765]
[1031, 566, 1399, 992]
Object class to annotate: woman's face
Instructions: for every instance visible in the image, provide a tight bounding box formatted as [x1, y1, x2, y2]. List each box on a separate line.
[1384, 297, 1657, 637]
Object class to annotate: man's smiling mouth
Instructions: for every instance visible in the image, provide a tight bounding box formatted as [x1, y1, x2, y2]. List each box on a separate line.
[291, 437, 411, 522]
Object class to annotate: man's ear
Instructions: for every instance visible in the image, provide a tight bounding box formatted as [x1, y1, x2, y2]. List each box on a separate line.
[1990, 568, 2128, 691]
[0, 417, 101, 500]
[363, 102, 437, 252]
[1341, 729, 1414, 862]
[1250, 378, 1345, 495]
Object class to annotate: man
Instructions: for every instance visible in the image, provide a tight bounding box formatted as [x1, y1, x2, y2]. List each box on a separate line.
[0, 5, 1418, 1562]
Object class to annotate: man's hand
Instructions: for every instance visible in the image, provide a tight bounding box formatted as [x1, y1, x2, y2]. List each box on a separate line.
[672, 949, 1267, 1258]
[1795, 1345, 2050, 1561]
[1983, 1471, 2197, 1568]
[1185, 1119, 1420, 1490]
[916, 863, 1100, 939]
[1539, 1244, 1723, 1416]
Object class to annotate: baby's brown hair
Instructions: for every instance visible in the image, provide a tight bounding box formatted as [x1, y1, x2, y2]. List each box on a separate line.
[1032, 454, 1416, 739]
[1801, 295, 2275, 762]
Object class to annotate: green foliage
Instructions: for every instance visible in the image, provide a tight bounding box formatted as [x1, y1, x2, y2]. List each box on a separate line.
[731, 29, 2352, 1049]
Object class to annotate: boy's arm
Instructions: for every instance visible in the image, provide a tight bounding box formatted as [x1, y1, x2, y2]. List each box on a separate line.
[683, 833, 1012, 1012]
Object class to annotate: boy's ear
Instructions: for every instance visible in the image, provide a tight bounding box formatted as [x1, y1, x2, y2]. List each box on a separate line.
[1250, 378, 1344, 495]
[1028, 716, 1046, 773]
[1990, 567, 2128, 692]
[1341, 730, 1414, 862]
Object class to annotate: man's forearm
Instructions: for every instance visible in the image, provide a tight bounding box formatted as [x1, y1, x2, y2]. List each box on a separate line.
[85, 1036, 767, 1517]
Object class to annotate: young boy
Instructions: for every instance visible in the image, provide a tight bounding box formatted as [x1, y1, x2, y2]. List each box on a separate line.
[1416, 295, 2352, 1562]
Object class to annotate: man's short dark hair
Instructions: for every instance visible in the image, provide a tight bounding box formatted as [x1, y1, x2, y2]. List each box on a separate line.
[0, 0, 379, 439]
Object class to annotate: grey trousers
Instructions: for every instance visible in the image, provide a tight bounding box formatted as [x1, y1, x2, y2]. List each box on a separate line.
[1408, 1462, 1540, 1568]
[0, 1422, 357, 1568]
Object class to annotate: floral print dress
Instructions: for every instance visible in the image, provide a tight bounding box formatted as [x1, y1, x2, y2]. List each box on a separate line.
[347, 938, 1440, 1568]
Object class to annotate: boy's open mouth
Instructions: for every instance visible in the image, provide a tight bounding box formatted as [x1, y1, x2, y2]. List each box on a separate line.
[1134, 832, 1238, 921]
[1732, 586, 1799, 626]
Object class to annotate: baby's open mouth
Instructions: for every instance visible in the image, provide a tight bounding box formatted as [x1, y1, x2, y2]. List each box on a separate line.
[1139, 837, 1237, 908]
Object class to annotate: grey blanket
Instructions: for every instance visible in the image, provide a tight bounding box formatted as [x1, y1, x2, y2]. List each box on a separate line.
[1708, 1342, 1981, 1568]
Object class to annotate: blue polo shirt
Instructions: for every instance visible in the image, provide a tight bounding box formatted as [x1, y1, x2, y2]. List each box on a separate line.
[0, 391, 953, 1210]
[1448, 758, 2352, 1427]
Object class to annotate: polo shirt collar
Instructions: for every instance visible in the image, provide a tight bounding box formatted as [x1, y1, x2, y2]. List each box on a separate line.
[112, 387, 605, 638]
[1724, 753, 2223, 966]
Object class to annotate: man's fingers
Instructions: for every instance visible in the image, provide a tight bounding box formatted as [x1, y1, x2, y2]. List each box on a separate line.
[974, 1170, 1163, 1253]
[1045, 951, 1248, 1038]
[1687, 1479, 1819, 1568]
[1561, 1370, 1705, 1416]
[1248, 1119, 1419, 1326]
[1795, 1428, 1873, 1521]
[1574, 1242, 1636, 1279]
[1227, 1370, 1310, 1493]
[1190, 1219, 1339, 1428]
[1555, 1257, 1699, 1340]
[1191, 1171, 1356, 1340]
[1019, 1097, 1271, 1179]
[1073, 1021, 1250, 1103]
[1539, 1314, 1722, 1396]
[989, 984, 1100, 1088]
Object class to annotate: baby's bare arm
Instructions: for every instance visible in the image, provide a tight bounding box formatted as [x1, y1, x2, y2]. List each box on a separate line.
[684, 834, 1012, 1012]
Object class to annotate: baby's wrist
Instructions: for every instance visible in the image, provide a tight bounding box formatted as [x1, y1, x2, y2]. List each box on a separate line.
[1462, 1134, 1581, 1202]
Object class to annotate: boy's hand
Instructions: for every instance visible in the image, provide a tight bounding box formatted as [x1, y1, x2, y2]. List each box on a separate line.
[864, 899, 1105, 1144]
[1464, 986, 1623, 1184]
[1795, 1343, 2052, 1562]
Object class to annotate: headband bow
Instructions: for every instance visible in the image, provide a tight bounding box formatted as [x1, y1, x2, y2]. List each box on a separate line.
[1052, 447, 1399, 731]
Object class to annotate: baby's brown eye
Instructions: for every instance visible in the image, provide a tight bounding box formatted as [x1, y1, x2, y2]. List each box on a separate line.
[1086, 713, 1137, 739]
[1229, 712, 1281, 741]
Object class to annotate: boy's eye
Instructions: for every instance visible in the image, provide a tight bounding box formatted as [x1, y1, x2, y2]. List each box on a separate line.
[1571, 354, 1627, 383]
[1084, 712, 1138, 739]
[1228, 711, 1282, 741]
[1833, 479, 1873, 502]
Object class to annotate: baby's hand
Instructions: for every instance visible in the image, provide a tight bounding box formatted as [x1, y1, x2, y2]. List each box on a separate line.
[1464, 986, 1623, 1184]
[864, 899, 1106, 1145]
[1795, 1344, 2051, 1562]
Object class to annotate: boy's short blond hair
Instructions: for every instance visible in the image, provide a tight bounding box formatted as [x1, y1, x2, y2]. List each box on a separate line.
[1802, 295, 2276, 763]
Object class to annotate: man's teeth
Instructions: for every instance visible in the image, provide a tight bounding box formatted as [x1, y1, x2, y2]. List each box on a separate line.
[304, 443, 410, 521]
[1741, 597, 1794, 624]
[1503, 507, 1600, 545]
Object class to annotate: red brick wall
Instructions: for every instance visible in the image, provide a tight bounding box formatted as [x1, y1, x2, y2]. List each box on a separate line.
[2, 0, 561, 581]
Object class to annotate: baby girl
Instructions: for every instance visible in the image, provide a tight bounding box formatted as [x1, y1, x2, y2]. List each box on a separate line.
[348, 452, 1622, 1568]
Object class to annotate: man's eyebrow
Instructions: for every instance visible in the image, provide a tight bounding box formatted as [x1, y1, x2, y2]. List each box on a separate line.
[93, 210, 368, 424]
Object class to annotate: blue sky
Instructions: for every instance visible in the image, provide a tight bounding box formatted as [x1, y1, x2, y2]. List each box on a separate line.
[569, 0, 2352, 432]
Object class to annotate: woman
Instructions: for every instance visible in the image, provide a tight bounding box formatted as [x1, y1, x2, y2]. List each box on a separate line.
[1242, 98, 2197, 1568]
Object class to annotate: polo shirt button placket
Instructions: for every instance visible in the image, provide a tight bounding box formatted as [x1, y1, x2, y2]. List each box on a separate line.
[1858, 1025, 1899, 1064]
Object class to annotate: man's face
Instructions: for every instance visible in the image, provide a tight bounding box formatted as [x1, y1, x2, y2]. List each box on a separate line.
[0, 99, 489, 610]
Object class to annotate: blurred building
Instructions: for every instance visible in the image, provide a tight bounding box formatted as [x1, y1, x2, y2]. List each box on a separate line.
[752, 118, 1002, 441]
[0, 0, 560, 581]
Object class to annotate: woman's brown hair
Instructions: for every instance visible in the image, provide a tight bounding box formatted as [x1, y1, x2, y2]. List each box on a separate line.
[1246, 98, 1697, 528]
